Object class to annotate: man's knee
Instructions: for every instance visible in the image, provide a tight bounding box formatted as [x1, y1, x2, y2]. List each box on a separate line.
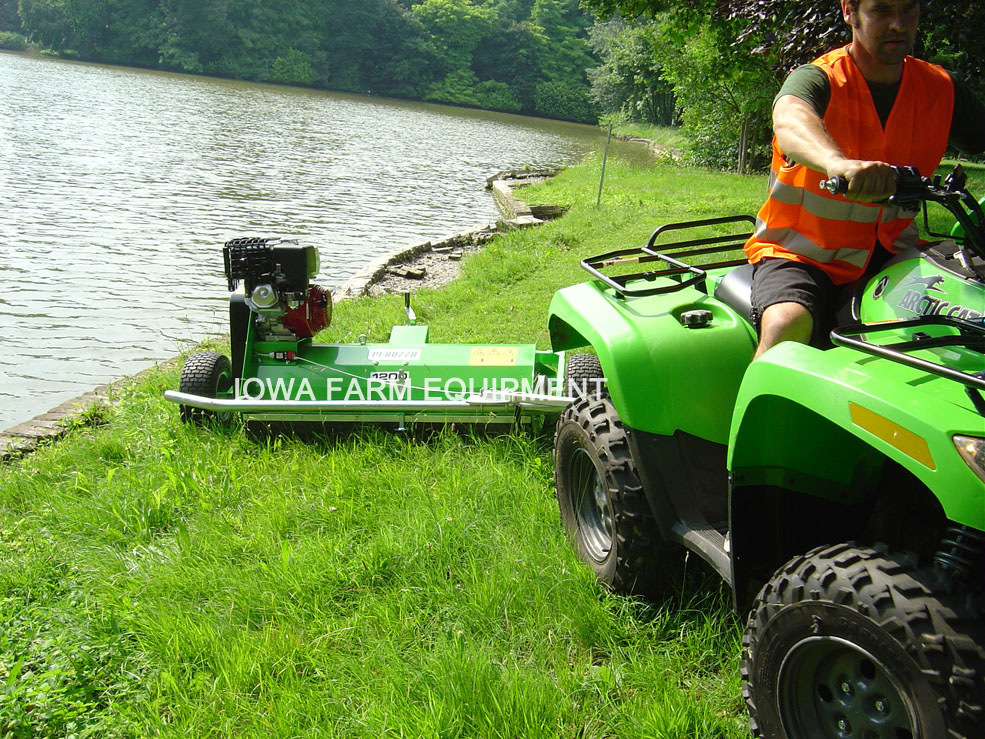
[754, 301, 813, 359]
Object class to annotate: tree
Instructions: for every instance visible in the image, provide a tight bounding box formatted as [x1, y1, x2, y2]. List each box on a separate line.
[18, 0, 81, 51]
[359, 3, 434, 98]
[100, 0, 165, 67]
[588, 18, 674, 125]
[412, 0, 494, 74]
[528, 0, 596, 120]
[471, 18, 542, 110]
[654, 13, 774, 171]
[0, 0, 21, 31]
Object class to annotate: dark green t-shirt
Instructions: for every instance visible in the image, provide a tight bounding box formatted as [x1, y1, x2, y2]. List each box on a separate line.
[775, 63, 985, 155]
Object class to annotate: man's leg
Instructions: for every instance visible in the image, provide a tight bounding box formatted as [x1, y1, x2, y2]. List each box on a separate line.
[753, 301, 813, 360]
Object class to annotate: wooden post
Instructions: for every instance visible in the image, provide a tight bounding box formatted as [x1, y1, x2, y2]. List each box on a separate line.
[596, 122, 613, 208]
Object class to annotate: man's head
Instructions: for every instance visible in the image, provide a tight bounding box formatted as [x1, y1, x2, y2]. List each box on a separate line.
[842, 0, 919, 78]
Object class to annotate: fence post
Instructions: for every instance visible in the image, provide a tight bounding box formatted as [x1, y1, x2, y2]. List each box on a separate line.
[596, 122, 613, 208]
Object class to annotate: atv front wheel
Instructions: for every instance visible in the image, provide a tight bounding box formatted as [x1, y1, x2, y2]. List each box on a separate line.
[742, 542, 985, 739]
[178, 352, 233, 425]
[554, 393, 683, 597]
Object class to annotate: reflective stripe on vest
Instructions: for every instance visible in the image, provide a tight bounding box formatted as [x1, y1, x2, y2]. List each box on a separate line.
[744, 46, 953, 284]
[753, 219, 872, 268]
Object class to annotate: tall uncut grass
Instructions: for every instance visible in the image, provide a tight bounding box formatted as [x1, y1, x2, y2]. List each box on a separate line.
[3, 152, 979, 737]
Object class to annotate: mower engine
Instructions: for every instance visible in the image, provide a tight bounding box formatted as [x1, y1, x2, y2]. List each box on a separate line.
[223, 237, 331, 339]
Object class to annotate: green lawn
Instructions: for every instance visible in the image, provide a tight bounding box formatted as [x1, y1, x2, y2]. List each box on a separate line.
[3, 151, 979, 737]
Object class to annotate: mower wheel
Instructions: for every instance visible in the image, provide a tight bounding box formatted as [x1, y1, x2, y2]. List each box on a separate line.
[554, 393, 683, 597]
[742, 542, 985, 739]
[178, 352, 233, 425]
[564, 353, 604, 399]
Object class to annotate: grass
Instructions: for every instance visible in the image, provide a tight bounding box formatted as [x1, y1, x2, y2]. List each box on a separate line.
[3, 152, 980, 737]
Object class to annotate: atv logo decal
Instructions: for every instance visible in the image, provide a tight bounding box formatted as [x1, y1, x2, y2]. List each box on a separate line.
[900, 274, 946, 293]
[896, 272, 984, 321]
[872, 276, 889, 300]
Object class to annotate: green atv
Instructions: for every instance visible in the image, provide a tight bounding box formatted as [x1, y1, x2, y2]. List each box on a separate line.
[549, 165, 985, 738]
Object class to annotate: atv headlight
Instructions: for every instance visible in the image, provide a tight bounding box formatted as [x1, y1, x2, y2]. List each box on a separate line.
[954, 435, 985, 484]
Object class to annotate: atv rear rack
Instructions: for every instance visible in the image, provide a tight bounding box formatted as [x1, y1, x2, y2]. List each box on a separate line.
[581, 215, 755, 298]
[831, 316, 985, 415]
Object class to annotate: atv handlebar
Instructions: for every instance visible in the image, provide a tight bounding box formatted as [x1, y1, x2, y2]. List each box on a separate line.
[819, 165, 985, 259]
[819, 166, 933, 201]
[819, 175, 848, 195]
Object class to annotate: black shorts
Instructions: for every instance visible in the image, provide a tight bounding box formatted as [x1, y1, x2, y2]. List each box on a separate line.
[750, 251, 892, 346]
[750, 258, 837, 344]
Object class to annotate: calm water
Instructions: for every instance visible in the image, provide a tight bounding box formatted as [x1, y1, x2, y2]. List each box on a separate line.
[0, 52, 640, 431]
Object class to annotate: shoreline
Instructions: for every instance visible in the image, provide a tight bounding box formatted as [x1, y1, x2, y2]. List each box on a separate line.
[337, 167, 563, 298]
[0, 168, 562, 461]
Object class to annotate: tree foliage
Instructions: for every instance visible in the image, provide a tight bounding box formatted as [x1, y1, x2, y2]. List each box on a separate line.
[0, 0, 21, 31]
[587, 18, 673, 125]
[10, 0, 599, 122]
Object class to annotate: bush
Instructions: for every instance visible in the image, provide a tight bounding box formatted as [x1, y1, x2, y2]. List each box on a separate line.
[270, 49, 313, 85]
[0, 31, 27, 51]
[533, 80, 598, 123]
[424, 69, 482, 106]
[474, 80, 522, 113]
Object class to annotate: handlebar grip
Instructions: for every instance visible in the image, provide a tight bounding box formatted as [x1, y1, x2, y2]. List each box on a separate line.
[819, 176, 848, 195]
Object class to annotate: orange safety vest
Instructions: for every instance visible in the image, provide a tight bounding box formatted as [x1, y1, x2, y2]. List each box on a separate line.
[744, 45, 954, 284]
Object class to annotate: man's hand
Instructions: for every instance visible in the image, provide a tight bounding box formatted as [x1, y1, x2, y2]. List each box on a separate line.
[827, 159, 897, 202]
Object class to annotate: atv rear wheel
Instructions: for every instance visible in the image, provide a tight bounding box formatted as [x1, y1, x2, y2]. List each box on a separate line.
[178, 352, 233, 425]
[742, 542, 985, 739]
[554, 393, 683, 597]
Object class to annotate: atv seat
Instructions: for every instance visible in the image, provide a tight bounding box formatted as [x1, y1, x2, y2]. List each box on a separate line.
[713, 263, 754, 323]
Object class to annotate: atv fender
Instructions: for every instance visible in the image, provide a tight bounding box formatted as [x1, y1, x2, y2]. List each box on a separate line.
[549, 280, 757, 442]
[728, 340, 985, 531]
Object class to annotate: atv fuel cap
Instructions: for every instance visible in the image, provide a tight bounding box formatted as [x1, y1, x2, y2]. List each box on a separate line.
[680, 309, 713, 328]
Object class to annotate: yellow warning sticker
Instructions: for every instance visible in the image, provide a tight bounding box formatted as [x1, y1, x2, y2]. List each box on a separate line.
[469, 346, 518, 366]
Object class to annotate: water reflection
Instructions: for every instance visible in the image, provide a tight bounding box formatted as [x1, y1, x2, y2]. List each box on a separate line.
[0, 52, 642, 431]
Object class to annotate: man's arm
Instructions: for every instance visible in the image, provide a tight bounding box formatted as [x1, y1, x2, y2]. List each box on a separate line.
[773, 94, 897, 202]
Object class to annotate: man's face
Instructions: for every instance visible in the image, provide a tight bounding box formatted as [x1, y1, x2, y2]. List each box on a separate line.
[844, 0, 920, 67]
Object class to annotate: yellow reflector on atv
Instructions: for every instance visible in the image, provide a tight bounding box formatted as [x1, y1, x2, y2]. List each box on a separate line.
[849, 402, 935, 470]
[848, 403, 937, 470]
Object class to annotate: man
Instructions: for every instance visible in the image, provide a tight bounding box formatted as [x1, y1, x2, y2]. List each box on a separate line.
[744, 0, 985, 360]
